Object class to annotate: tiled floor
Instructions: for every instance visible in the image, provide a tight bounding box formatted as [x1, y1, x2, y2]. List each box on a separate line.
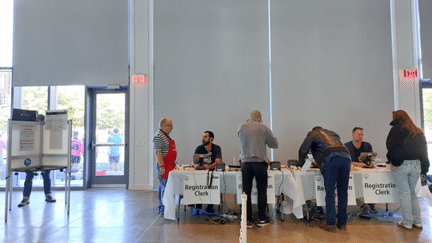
[0, 188, 430, 242]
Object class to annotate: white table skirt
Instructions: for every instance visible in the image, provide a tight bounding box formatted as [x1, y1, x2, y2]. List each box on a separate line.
[162, 168, 305, 220]
[291, 166, 396, 218]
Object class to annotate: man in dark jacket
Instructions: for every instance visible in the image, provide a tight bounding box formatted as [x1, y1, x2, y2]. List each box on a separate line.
[299, 126, 351, 233]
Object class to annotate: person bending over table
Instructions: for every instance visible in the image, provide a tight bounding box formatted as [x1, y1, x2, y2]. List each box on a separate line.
[238, 110, 278, 228]
[192, 131, 222, 214]
[344, 126, 378, 214]
[153, 118, 177, 215]
[299, 126, 351, 233]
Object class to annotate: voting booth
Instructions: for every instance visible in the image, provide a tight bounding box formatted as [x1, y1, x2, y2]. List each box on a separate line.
[4, 110, 72, 222]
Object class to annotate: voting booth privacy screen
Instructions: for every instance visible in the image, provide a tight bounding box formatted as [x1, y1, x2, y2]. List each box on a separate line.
[8, 110, 70, 171]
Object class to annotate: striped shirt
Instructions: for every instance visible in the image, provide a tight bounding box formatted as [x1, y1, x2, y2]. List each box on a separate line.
[153, 129, 171, 157]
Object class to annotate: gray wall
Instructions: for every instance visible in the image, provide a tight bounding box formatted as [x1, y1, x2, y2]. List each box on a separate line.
[154, 0, 394, 166]
[154, 0, 270, 165]
[271, 0, 394, 162]
[420, 0, 432, 79]
[13, 0, 128, 86]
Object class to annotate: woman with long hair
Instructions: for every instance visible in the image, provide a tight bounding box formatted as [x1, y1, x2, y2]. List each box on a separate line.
[386, 110, 429, 230]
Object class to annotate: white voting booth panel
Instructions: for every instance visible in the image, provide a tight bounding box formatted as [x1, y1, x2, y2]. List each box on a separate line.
[8, 121, 43, 171]
[42, 128, 70, 167]
[5, 113, 72, 222]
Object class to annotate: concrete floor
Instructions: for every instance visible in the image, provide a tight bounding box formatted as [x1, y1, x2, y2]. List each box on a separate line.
[0, 188, 430, 243]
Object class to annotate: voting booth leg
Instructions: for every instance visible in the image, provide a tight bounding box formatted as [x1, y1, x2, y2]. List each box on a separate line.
[4, 172, 10, 222]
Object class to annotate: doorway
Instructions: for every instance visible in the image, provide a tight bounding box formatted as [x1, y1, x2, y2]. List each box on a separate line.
[86, 86, 129, 186]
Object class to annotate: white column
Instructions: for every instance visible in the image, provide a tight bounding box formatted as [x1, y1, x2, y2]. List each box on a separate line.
[391, 0, 422, 126]
[128, 0, 154, 190]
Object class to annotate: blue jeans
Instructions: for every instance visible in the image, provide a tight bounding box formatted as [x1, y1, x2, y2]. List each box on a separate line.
[391, 160, 422, 227]
[320, 152, 351, 226]
[23, 171, 51, 198]
[156, 165, 167, 213]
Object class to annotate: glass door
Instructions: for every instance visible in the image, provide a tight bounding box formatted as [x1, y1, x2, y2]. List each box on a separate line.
[422, 88, 432, 175]
[87, 87, 128, 185]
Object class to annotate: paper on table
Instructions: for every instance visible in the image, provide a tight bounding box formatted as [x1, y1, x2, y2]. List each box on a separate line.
[301, 154, 313, 173]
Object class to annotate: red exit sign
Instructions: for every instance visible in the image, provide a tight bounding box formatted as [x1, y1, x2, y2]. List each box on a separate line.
[401, 69, 418, 79]
[131, 74, 147, 85]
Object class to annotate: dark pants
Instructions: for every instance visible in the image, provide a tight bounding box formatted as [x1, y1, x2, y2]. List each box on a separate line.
[320, 155, 351, 226]
[241, 162, 268, 221]
[23, 171, 51, 198]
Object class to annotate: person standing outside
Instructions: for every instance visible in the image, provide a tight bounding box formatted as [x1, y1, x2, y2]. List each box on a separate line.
[298, 126, 351, 233]
[153, 118, 176, 215]
[193, 131, 222, 214]
[71, 131, 84, 172]
[238, 110, 278, 228]
[344, 127, 377, 214]
[0, 134, 6, 180]
[108, 128, 122, 172]
[386, 110, 429, 231]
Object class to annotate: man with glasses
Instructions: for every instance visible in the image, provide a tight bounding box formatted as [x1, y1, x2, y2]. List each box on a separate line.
[153, 118, 176, 215]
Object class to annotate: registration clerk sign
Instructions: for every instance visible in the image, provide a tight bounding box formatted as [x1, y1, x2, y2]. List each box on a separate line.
[362, 173, 399, 204]
[183, 173, 220, 205]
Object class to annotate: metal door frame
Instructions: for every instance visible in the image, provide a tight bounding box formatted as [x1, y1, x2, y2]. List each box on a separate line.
[85, 85, 129, 188]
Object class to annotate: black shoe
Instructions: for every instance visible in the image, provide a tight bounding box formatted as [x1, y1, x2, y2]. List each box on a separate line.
[18, 198, 30, 207]
[256, 217, 272, 227]
[247, 220, 254, 229]
[206, 205, 215, 214]
[45, 195, 56, 203]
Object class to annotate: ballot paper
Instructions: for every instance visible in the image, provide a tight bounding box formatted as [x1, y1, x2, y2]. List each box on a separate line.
[301, 154, 314, 173]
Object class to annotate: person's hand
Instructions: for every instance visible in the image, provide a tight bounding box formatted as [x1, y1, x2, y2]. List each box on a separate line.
[160, 167, 165, 175]
[421, 174, 427, 186]
[204, 164, 211, 170]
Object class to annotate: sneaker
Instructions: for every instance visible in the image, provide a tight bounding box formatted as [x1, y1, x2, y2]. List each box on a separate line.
[316, 206, 324, 214]
[336, 223, 347, 231]
[256, 218, 272, 227]
[413, 223, 423, 230]
[361, 205, 369, 214]
[319, 222, 337, 233]
[206, 205, 215, 214]
[18, 198, 30, 207]
[247, 220, 254, 229]
[397, 221, 413, 231]
[45, 194, 56, 203]
[368, 204, 378, 214]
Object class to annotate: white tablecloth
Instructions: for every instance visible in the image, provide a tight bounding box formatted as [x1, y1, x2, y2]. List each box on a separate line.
[290, 165, 396, 218]
[162, 168, 305, 220]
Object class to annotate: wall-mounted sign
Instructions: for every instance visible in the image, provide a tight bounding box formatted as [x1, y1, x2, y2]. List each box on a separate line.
[131, 74, 147, 85]
[401, 69, 418, 79]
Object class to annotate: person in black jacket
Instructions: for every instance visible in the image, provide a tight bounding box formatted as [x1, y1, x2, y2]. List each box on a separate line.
[386, 110, 429, 231]
[299, 126, 351, 233]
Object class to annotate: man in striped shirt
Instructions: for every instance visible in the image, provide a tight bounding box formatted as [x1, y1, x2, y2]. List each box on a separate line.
[153, 118, 176, 215]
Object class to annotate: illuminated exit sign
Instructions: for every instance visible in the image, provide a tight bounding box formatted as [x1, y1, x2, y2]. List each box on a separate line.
[131, 74, 147, 85]
[401, 69, 418, 79]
